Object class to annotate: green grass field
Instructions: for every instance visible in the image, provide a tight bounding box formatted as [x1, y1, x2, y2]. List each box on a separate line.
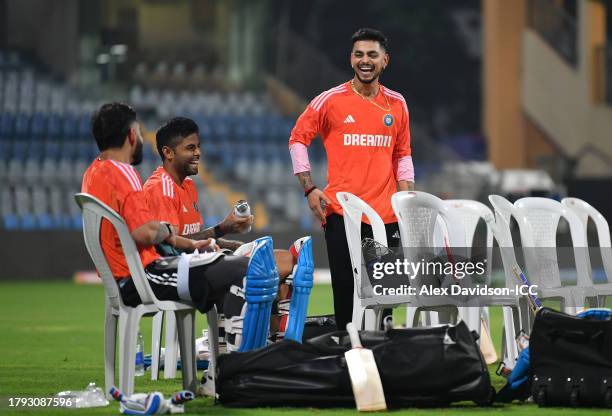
[0, 281, 609, 415]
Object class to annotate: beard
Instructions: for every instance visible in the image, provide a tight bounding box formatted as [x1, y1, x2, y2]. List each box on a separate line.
[353, 66, 383, 84]
[131, 139, 143, 166]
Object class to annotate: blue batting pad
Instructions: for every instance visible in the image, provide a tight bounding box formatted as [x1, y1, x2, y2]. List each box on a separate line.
[284, 236, 314, 342]
[238, 236, 279, 352]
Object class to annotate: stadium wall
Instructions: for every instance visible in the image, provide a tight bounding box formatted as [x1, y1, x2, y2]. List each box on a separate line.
[0, 230, 329, 280]
[522, 1, 612, 177]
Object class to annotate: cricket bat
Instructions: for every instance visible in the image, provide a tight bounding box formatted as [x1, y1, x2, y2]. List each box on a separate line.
[512, 264, 543, 313]
[345, 323, 387, 412]
[479, 318, 498, 364]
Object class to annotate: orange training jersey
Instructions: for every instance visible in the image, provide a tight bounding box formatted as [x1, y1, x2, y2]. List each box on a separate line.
[81, 159, 160, 278]
[143, 167, 203, 236]
[289, 81, 411, 223]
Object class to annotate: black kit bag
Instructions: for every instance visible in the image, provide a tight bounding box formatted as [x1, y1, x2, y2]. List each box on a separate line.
[530, 307, 612, 407]
[216, 320, 494, 408]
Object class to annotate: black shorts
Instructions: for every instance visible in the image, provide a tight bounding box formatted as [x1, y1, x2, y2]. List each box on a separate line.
[118, 255, 249, 313]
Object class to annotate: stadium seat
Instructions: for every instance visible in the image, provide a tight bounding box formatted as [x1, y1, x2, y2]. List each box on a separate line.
[74, 192, 198, 397]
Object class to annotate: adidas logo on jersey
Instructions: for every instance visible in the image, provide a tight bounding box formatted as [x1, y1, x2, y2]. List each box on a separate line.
[343, 115, 356, 124]
[182, 205, 188, 213]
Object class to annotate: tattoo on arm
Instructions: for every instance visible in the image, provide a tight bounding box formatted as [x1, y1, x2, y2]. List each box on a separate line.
[217, 238, 243, 251]
[188, 226, 216, 241]
[296, 171, 314, 190]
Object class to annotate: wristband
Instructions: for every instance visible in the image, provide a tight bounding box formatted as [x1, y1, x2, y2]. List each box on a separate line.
[153, 222, 174, 244]
[304, 186, 317, 197]
[214, 224, 226, 238]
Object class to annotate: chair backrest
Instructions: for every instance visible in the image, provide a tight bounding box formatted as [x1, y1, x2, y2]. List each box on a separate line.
[488, 194, 515, 228]
[74, 193, 155, 307]
[391, 191, 466, 251]
[562, 197, 612, 283]
[336, 192, 387, 327]
[445, 199, 494, 283]
[336, 192, 387, 292]
[514, 197, 592, 288]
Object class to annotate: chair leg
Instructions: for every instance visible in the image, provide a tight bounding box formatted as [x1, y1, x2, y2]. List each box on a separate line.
[205, 308, 220, 397]
[406, 306, 418, 327]
[175, 309, 197, 393]
[151, 312, 163, 381]
[363, 309, 377, 330]
[119, 309, 141, 397]
[502, 306, 519, 365]
[104, 305, 118, 400]
[163, 312, 178, 379]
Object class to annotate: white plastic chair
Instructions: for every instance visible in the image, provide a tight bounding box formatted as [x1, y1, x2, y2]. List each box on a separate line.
[445, 199, 520, 366]
[562, 197, 612, 303]
[391, 191, 480, 333]
[336, 191, 388, 329]
[74, 193, 197, 397]
[513, 197, 598, 314]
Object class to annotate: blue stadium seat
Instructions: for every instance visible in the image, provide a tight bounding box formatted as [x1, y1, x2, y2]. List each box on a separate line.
[2, 214, 19, 230]
[47, 113, 63, 138]
[71, 213, 82, 230]
[77, 114, 90, 138]
[36, 214, 54, 230]
[0, 112, 14, 139]
[11, 141, 29, 161]
[43, 140, 61, 160]
[61, 114, 78, 139]
[14, 112, 30, 138]
[19, 214, 36, 230]
[30, 112, 46, 139]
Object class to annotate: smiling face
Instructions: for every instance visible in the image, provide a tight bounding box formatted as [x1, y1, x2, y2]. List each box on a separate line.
[164, 133, 201, 178]
[351, 40, 389, 85]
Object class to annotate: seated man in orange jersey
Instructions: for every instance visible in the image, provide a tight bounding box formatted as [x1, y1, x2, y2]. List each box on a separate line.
[143, 117, 312, 342]
[81, 102, 282, 353]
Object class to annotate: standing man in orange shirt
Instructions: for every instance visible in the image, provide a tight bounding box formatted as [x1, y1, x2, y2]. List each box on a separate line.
[289, 28, 415, 329]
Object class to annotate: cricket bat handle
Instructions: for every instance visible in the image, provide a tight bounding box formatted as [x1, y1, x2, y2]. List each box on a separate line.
[346, 323, 363, 348]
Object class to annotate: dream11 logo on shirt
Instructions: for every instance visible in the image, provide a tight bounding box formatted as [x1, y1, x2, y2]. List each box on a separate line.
[343, 133, 393, 147]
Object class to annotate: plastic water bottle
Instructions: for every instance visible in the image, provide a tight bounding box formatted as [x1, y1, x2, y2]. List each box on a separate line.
[135, 331, 145, 376]
[56, 382, 109, 408]
[234, 200, 251, 233]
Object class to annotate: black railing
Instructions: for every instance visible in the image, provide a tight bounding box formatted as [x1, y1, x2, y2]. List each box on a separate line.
[527, 0, 578, 66]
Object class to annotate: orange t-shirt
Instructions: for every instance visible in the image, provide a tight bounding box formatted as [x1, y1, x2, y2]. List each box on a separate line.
[143, 167, 204, 236]
[81, 159, 160, 278]
[289, 81, 411, 223]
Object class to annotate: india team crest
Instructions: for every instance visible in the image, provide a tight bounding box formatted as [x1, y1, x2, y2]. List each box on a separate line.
[383, 113, 394, 127]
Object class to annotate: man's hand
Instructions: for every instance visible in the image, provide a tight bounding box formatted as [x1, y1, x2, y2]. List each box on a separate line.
[219, 210, 254, 235]
[192, 238, 220, 252]
[307, 188, 332, 224]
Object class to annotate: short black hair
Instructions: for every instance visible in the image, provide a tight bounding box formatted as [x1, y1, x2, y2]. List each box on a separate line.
[91, 102, 137, 151]
[351, 28, 389, 53]
[156, 117, 199, 160]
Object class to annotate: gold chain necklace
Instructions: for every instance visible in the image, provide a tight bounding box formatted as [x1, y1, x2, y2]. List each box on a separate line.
[350, 79, 391, 112]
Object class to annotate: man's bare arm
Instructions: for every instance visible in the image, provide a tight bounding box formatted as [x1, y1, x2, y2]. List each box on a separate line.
[217, 238, 244, 251]
[189, 226, 217, 240]
[398, 180, 415, 191]
[296, 171, 314, 191]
